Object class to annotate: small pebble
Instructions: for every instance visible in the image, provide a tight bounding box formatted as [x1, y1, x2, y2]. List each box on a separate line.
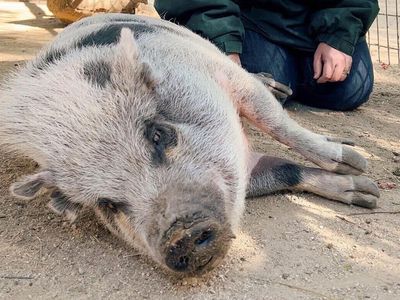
[326, 243, 333, 249]
[187, 277, 198, 286]
[378, 181, 397, 189]
[282, 273, 290, 280]
[365, 219, 372, 224]
[343, 264, 352, 271]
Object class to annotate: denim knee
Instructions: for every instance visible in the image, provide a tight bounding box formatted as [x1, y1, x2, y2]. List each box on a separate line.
[338, 73, 374, 110]
[240, 30, 298, 91]
[296, 73, 374, 111]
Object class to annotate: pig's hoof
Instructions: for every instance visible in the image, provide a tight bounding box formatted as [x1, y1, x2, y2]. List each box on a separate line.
[345, 176, 379, 208]
[300, 140, 367, 176]
[333, 146, 368, 175]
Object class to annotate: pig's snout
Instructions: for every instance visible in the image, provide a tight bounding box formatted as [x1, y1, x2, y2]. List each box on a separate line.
[163, 220, 233, 274]
[166, 226, 215, 272]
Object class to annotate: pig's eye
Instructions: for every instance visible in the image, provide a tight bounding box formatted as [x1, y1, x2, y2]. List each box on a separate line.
[153, 130, 162, 144]
[145, 121, 177, 164]
[145, 122, 177, 147]
[97, 198, 128, 214]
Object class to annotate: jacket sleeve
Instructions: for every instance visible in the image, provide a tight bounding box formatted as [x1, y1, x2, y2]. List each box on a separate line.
[155, 0, 245, 54]
[309, 0, 379, 56]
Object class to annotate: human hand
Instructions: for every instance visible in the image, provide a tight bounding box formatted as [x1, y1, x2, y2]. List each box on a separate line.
[253, 72, 293, 102]
[313, 43, 352, 83]
[228, 53, 241, 65]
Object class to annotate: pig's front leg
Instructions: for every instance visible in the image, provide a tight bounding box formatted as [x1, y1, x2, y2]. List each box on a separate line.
[219, 70, 367, 175]
[48, 189, 82, 223]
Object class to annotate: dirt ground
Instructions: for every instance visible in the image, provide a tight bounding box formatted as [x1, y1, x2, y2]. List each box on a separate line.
[0, 2, 399, 300]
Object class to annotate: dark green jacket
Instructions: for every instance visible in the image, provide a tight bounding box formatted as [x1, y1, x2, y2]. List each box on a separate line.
[155, 0, 379, 56]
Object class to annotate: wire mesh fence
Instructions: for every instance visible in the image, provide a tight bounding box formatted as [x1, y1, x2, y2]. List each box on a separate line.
[367, 0, 400, 65]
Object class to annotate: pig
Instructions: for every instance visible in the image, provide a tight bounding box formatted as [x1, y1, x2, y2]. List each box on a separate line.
[0, 13, 379, 275]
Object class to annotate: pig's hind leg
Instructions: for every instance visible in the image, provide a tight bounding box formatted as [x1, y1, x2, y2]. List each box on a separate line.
[220, 70, 367, 175]
[247, 153, 379, 208]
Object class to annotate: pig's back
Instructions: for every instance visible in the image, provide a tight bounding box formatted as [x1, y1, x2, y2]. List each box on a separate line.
[0, 14, 245, 165]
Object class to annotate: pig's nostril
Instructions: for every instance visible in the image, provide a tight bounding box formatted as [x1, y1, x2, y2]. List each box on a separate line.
[195, 229, 214, 247]
[174, 255, 189, 271]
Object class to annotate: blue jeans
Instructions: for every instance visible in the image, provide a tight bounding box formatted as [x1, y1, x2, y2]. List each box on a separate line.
[240, 30, 374, 111]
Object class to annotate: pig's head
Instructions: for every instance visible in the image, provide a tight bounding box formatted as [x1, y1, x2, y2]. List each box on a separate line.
[9, 28, 248, 274]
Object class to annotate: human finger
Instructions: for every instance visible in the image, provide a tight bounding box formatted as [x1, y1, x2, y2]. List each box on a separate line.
[313, 52, 322, 79]
[330, 63, 344, 82]
[317, 59, 334, 83]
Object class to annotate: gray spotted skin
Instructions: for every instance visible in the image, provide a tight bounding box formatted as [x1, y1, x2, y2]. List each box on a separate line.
[247, 154, 379, 208]
[247, 156, 303, 197]
[48, 189, 82, 222]
[83, 59, 112, 87]
[0, 14, 379, 274]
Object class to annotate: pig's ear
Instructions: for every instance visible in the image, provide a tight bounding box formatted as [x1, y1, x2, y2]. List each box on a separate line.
[117, 27, 140, 62]
[10, 171, 54, 200]
[114, 28, 156, 89]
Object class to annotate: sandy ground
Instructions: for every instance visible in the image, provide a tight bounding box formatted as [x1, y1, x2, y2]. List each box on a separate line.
[0, 2, 400, 299]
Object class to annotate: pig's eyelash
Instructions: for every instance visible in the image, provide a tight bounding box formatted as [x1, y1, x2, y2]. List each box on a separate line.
[144, 121, 178, 165]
